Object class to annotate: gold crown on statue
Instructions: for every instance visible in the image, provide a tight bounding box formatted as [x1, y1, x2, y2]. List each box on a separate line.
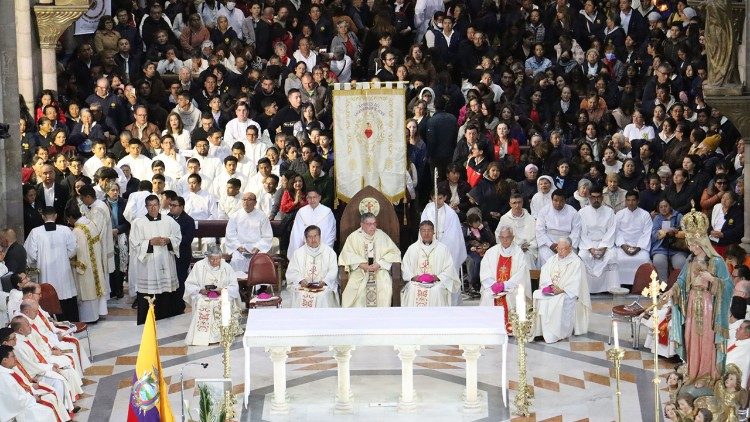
[680, 201, 709, 240]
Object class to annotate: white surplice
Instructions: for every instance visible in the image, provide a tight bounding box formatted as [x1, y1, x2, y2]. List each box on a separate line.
[287, 243, 340, 308]
[287, 204, 337, 260]
[498, 209, 539, 269]
[479, 243, 531, 307]
[184, 189, 218, 220]
[532, 252, 591, 343]
[577, 205, 619, 293]
[535, 204, 582, 266]
[615, 206, 652, 285]
[24, 224, 77, 300]
[0, 367, 57, 422]
[401, 239, 459, 307]
[183, 258, 240, 345]
[225, 208, 273, 272]
[128, 214, 182, 294]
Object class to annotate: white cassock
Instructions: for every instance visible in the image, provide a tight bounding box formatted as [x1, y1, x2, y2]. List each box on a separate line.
[193, 154, 222, 179]
[86, 199, 115, 281]
[287, 243, 340, 308]
[34, 311, 90, 371]
[288, 204, 337, 260]
[479, 243, 531, 307]
[642, 301, 676, 357]
[123, 191, 150, 223]
[128, 214, 181, 295]
[211, 171, 247, 198]
[71, 216, 109, 323]
[183, 258, 240, 346]
[535, 204, 582, 266]
[225, 208, 273, 272]
[614, 206, 652, 286]
[24, 224, 77, 301]
[217, 194, 243, 219]
[498, 209, 539, 269]
[401, 239, 459, 307]
[117, 154, 153, 181]
[339, 228, 401, 308]
[726, 337, 750, 388]
[184, 190, 218, 220]
[152, 152, 186, 179]
[15, 333, 83, 396]
[577, 205, 619, 293]
[532, 252, 591, 343]
[0, 367, 58, 422]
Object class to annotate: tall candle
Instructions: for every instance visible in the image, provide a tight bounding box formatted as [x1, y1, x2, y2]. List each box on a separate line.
[221, 288, 230, 327]
[516, 286, 526, 322]
[613, 321, 619, 349]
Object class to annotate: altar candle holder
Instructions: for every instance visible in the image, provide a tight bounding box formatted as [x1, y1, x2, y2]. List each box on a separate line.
[642, 270, 666, 422]
[509, 308, 536, 417]
[606, 346, 625, 422]
[220, 307, 241, 419]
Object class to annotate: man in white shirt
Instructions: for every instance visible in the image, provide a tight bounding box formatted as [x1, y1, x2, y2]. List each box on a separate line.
[287, 190, 336, 260]
[117, 140, 153, 181]
[577, 186, 619, 293]
[184, 174, 218, 220]
[82, 139, 108, 178]
[223, 102, 261, 148]
[614, 190, 652, 287]
[622, 110, 655, 142]
[225, 192, 273, 272]
[286, 225, 340, 308]
[535, 189, 582, 266]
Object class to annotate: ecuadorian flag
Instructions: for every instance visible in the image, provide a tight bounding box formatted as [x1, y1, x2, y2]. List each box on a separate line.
[127, 300, 174, 421]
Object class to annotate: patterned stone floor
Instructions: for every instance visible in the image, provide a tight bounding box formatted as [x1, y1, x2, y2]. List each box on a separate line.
[69, 291, 677, 421]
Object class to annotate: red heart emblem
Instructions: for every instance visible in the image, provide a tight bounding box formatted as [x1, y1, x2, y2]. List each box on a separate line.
[364, 127, 373, 138]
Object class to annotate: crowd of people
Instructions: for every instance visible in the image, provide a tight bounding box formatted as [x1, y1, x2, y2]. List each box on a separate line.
[2, 0, 750, 419]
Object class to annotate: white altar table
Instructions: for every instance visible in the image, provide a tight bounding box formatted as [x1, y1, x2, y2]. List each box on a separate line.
[242, 306, 508, 414]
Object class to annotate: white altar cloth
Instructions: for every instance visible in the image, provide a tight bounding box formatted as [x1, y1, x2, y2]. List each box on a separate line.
[242, 306, 508, 413]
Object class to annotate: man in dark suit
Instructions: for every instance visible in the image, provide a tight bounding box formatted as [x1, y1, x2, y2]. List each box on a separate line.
[1, 229, 26, 275]
[106, 188, 130, 299]
[35, 163, 69, 224]
[168, 193, 195, 314]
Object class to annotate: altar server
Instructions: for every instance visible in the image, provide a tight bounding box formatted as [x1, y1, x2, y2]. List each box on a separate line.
[184, 174, 218, 220]
[615, 191, 652, 287]
[183, 245, 240, 346]
[287, 190, 336, 260]
[499, 193, 538, 269]
[287, 225, 340, 308]
[24, 207, 78, 322]
[0, 345, 62, 422]
[535, 189, 581, 266]
[225, 192, 273, 272]
[533, 237, 591, 343]
[401, 221, 459, 307]
[67, 204, 108, 323]
[577, 186, 619, 293]
[339, 213, 401, 307]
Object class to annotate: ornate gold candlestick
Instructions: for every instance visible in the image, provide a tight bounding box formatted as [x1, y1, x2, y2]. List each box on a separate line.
[642, 271, 667, 422]
[219, 311, 241, 420]
[509, 309, 535, 417]
[606, 347, 625, 422]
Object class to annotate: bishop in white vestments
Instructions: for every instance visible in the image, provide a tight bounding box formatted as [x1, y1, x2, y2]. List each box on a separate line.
[532, 237, 591, 343]
[479, 225, 531, 307]
[340, 213, 401, 308]
[287, 225, 340, 308]
[401, 221, 459, 307]
[535, 190, 582, 266]
[577, 188, 619, 293]
[225, 192, 273, 272]
[183, 246, 240, 346]
[614, 192, 652, 286]
[498, 194, 538, 269]
[287, 190, 337, 260]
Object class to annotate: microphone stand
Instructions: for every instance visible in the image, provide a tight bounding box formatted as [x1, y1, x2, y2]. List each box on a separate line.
[180, 362, 209, 422]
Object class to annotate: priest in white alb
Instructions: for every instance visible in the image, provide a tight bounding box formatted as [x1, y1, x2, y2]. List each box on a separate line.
[183, 245, 240, 346]
[532, 237, 591, 343]
[225, 192, 273, 272]
[499, 193, 538, 269]
[24, 207, 78, 322]
[287, 190, 337, 260]
[340, 213, 402, 307]
[79, 185, 115, 290]
[577, 186, 619, 293]
[0, 345, 62, 422]
[614, 191, 652, 287]
[401, 221, 459, 307]
[287, 225, 340, 308]
[535, 190, 581, 266]
[66, 204, 108, 323]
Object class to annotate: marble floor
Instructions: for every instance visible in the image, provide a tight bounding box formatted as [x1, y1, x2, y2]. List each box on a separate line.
[72, 290, 677, 422]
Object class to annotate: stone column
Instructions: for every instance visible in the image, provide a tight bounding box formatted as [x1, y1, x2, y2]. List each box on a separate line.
[266, 346, 291, 414]
[743, 138, 750, 252]
[16, 0, 36, 110]
[331, 345, 355, 412]
[459, 344, 484, 412]
[33, 1, 89, 91]
[394, 345, 419, 412]
[0, 0, 23, 235]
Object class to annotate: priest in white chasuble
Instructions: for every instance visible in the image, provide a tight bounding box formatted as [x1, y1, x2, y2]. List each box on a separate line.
[0, 345, 61, 422]
[535, 189, 582, 266]
[79, 185, 115, 287]
[498, 193, 538, 270]
[614, 191, 652, 287]
[401, 221, 459, 307]
[287, 190, 337, 260]
[340, 213, 401, 308]
[577, 186, 619, 293]
[287, 225, 340, 308]
[225, 192, 273, 272]
[129, 195, 183, 325]
[480, 225, 531, 332]
[419, 189, 468, 275]
[66, 204, 108, 323]
[532, 237, 591, 343]
[183, 245, 240, 346]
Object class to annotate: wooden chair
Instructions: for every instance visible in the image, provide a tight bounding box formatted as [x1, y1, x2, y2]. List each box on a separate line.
[337, 186, 403, 306]
[529, 269, 541, 292]
[193, 220, 229, 263]
[239, 253, 282, 308]
[38, 283, 94, 360]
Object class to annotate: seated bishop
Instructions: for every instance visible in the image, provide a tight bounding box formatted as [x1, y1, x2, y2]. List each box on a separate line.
[339, 213, 402, 307]
[286, 225, 340, 308]
[0, 345, 64, 422]
[479, 225, 531, 331]
[183, 245, 240, 346]
[577, 187, 619, 293]
[532, 237, 591, 343]
[401, 221, 459, 307]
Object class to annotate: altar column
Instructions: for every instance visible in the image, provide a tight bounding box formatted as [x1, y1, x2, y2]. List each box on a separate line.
[459, 344, 484, 412]
[331, 345, 355, 412]
[266, 346, 291, 413]
[394, 345, 419, 411]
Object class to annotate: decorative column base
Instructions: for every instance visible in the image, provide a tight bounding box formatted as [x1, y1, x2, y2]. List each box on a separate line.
[394, 345, 419, 412]
[266, 346, 291, 414]
[459, 344, 484, 413]
[331, 345, 355, 412]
